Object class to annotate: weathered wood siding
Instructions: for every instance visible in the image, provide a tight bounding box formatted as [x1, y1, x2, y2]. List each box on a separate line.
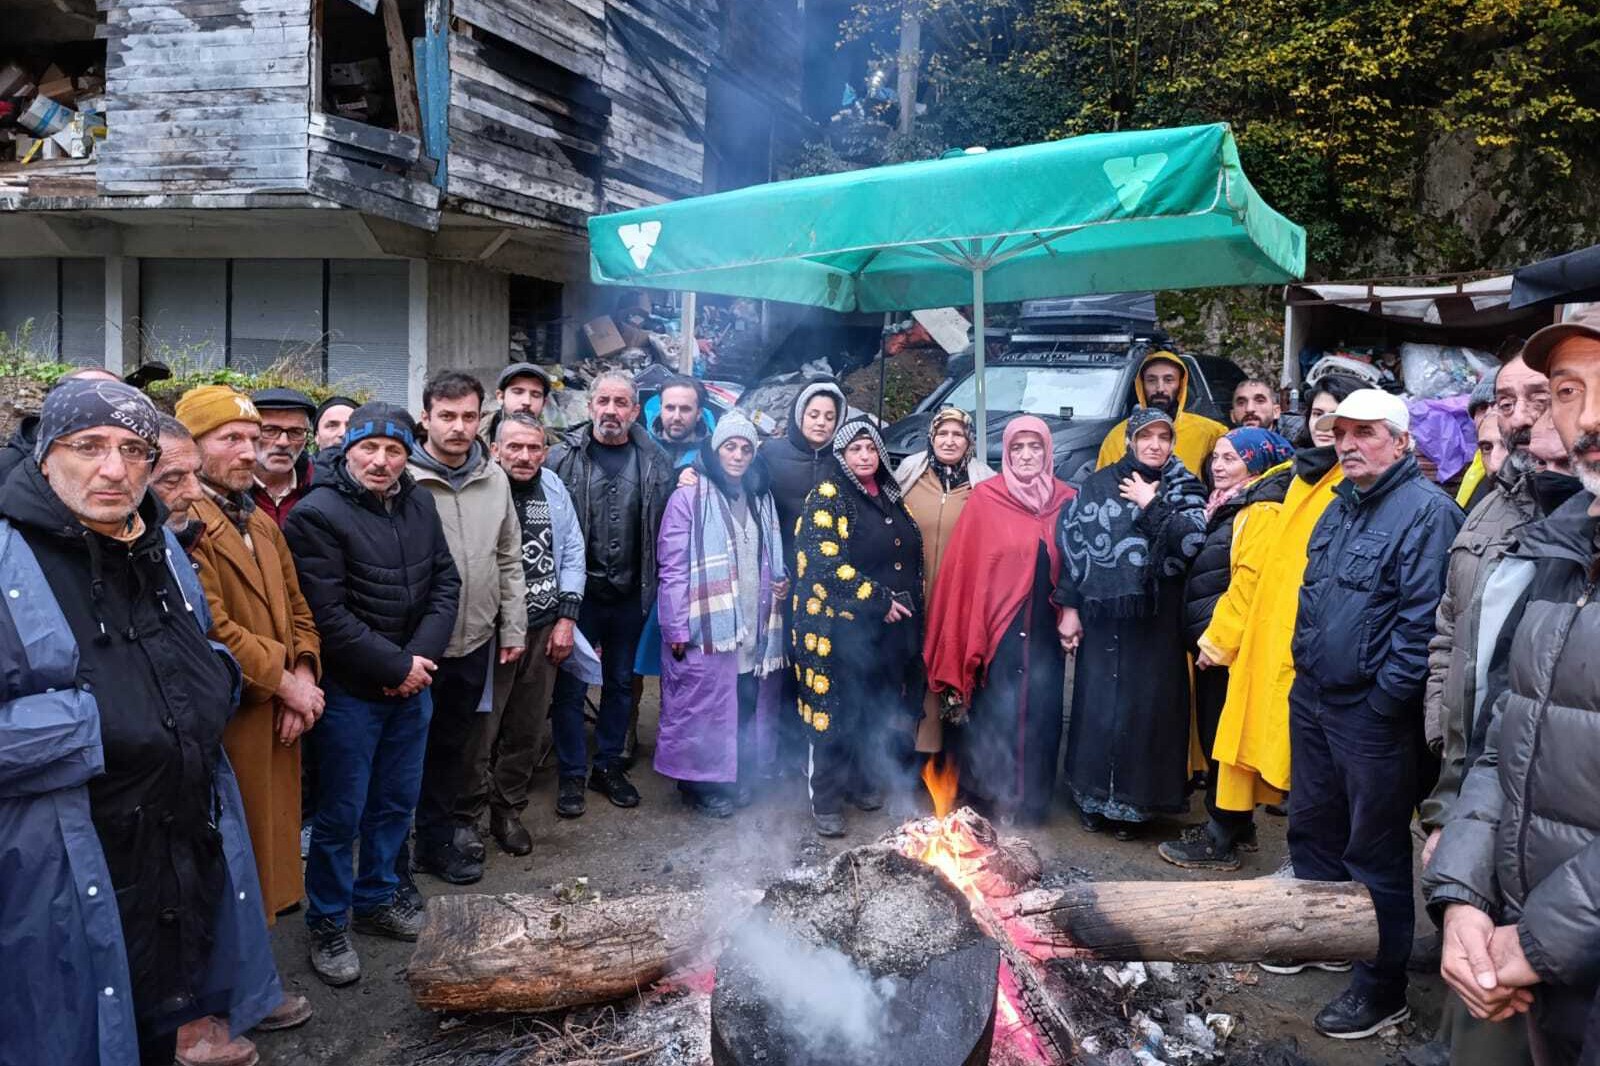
[100, 0, 315, 194]
[307, 111, 441, 230]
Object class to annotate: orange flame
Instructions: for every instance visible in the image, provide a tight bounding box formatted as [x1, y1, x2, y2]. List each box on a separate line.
[921, 754, 959, 818]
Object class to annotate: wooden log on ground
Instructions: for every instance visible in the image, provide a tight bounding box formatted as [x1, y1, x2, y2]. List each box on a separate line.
[992, 878, 1379, 965]
[407, 888, 760, 1013]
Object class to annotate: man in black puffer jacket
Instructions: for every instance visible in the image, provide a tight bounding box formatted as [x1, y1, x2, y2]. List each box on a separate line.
[283, 403, 460, 988]
[1424, 310, 1600, 1065]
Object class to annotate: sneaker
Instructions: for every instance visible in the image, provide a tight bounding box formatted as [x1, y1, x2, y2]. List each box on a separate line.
[253, 992, 313, 1031]
[556, 776, 587, 818]
[813, 811, 846, 838]
[1158, 825, 1242, 872]
[413, 837, 483, 885]
[1313, 985, 1410, 1040]
[490, 810, 533, 856]
[589, 765, 641, 808]
[1259, 959, 1355, 975]
[394, 875, 424, 915]
[353, 900, 425, 942]
[176, 1016, 258, 1066]
[847, 787, 884, 812]
[308, 920, 361, 986]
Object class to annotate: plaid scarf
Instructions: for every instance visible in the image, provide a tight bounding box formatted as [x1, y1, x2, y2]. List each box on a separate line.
[686, 479, 788, 677]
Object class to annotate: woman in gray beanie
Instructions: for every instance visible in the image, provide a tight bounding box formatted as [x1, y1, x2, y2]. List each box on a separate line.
[653, 413, 789, 817]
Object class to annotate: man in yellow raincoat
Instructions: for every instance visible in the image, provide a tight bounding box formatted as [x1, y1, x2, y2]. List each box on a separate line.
[1096, 350, 1227, 474]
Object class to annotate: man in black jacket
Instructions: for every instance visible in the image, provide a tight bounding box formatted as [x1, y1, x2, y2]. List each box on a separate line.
[545, 372, 673, 817]
[283, 403, 460, 987]
[1288, 389, 1463, 1040]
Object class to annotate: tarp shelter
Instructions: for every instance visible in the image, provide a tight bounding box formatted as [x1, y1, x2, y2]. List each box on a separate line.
[588, 122, 1306, 442]
[1511, 244, 1600, 310]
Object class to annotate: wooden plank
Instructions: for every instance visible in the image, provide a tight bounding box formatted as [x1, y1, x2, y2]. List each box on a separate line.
[106, 87, 310, 110]
[307, 173, 439, 230]
[380, 0, 422, 135]
[338, 0, 379, 13]
[111, 130, 310, 153]
[445, 173, 587, 230]
[311, 132, 436, 176]
[105, 13, 310, 36]
[109, 64, 309, 94]
[108, 42, 310, 68]
[308, 111, 421, 162]
[448, 28, 609, 116]
[105, 0, 308, 22]
[102, 25, 305, 49]
[110, 112, 309, 135]
[98, 150, 311, 173]
[452, 0, 600, 83]
[447, 149, 594, 212]
[309, 152, 440, 208]
[447, 103, 600, 165]
[449, 78, 602, 160]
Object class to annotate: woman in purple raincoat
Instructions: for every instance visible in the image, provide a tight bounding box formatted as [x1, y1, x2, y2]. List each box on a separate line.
[655, 413, 789, 816]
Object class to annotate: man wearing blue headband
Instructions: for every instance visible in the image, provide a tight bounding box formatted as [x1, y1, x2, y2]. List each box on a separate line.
[282, 402, 462, 987]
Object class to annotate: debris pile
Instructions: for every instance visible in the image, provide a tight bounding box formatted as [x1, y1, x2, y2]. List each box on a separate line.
[0, 59, 106, 199]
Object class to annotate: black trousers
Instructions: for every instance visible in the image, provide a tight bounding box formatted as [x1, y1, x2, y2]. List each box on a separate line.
[414, 640, 493, 845]
[1287, 681, 1417, 997]
[550, 590, 643, 778]
[139, 1026, 178, 1065]
[807, 651, 919, 816]
[1195, 665, 1254, 843]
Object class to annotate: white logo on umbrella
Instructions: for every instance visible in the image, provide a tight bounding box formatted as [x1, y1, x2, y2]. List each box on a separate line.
[618, 221, 662, 270]
[1102, 153, 1168, 211]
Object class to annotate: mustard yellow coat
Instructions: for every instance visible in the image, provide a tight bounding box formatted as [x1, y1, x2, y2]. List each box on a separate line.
[1095, 350, 1228, 475]
[1196, 458, 1343, 811]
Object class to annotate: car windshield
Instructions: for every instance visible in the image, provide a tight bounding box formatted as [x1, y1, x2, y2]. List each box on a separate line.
[941, 365, 1123, 419]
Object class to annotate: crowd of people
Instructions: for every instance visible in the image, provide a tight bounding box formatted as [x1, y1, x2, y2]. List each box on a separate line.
[3, 308, 1600, 1066]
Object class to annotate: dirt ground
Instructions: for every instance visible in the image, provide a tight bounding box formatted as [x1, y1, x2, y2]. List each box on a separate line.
[254, 682, 1445, 1066]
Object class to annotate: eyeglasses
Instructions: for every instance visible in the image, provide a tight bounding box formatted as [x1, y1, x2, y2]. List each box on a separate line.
[57, 438, 158, 465]
[259, 425, 309, 443]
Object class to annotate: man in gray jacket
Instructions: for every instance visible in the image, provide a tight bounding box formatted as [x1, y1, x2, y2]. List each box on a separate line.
[407, 371, 526, 884]
[469, 413, 584, 855]
[1424, 307, 1600, 1065]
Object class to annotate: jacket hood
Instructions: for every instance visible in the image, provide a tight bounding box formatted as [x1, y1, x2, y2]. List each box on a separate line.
[694, 445, 773, 499]
[1294, 444, 1339, 484]
[1132, 350, 1189, 414]
[409, 437, 490, 486]
[1514, 489, 1598, 568]
[786, 382, 846, 452]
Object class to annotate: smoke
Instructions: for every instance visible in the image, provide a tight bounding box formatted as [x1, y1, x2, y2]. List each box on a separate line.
[723, 915, 898, 1060]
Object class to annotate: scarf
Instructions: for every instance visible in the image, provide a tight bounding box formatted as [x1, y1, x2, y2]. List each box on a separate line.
[927, 407, 974, 491]
[202, 479, 256, 536]
[1001, 415, 1059, 515]
[831, 417, 904, 505]
[1058, 452, 1207, 618]
[1206, 427, 1296, 518]
[685, 477, 787, 677]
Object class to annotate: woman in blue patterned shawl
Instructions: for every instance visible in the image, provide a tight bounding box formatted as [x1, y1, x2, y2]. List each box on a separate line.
[1053, 406, 1208, 837]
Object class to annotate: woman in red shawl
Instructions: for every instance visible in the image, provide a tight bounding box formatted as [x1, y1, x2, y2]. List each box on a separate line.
[924, 417, 1075, 822]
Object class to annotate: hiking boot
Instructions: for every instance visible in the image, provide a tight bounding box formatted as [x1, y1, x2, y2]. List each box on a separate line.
[1079, 810, 1106, 833]
[683, 789, 734, 818]
[1233, 823, 1260, 852]
[253, 993, 313, 1031]
[556, 776, 587, 818]
[1313, 985, 1410, 1040]
[413, 837, 483, 886]
[353, 900, 425, 941]
[1158, 824, 1242, 872]
[308, 920, 360, 986]
[1259, 959, 1354, 975]
[490, 810, 533, 856]
[455, 824, 486, 864]
[589, 765, 641, 808]
[813, 810, 846, 838]
[847, 786, 884, 812]
[394, 874, 424, 915]
[176, 1016, 257, 1066]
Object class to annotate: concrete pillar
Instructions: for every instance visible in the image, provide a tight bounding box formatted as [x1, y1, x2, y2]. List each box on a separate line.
[408, 258, 429, 414]
[104, 256, 139, 375]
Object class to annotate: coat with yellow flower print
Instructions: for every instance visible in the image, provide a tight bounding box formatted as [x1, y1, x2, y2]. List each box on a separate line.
[788, 476, 923, 737]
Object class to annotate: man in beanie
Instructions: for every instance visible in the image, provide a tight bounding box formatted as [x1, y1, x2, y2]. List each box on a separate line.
[0, 378, 281, 1066]
[173, 385, 324, 1052]
[250, 388, 318, 527]
[1285, 388, 1462, 1039]
[467, 412, 585, 856]
[314, 395, 358, 452]
[283, 402, 460, 986]
[0, 365, 123, 484]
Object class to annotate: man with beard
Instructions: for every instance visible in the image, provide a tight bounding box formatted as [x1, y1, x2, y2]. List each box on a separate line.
[150, 415, 208, 542]
[1231, 378, 1283, 430]
[650, 376, 712, 467]
[0, 366, 124, 483]
[249, 388, 318, 527]
[1417, 351, 1578, 1066]
[1425, 307, 1600, 1065]
[174, 386, 324, 1054]
[467, 414, 584, 855]
[1289, 389, 1461, 1039]
[407, 372, 526, 885]
[1096, 350, 1227, 474]
[546, 372, 674, 817]
[0, 379, 280, 1066]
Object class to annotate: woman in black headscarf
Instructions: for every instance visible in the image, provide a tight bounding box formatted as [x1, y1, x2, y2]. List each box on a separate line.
[790, 416, 923, 837]
[1055, 406, 1207, 839]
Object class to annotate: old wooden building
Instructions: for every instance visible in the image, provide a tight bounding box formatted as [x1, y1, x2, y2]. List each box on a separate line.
[1, 0, 807, 404]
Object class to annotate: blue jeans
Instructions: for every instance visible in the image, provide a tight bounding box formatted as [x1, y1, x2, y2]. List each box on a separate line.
[1287, 681, 1417, 997]
[550, 590, 642, 778]
[305, 686, 432, 926]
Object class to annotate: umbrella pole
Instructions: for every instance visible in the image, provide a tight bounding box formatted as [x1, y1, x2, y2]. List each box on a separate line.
[973, 267, 987, 449]
[878, 311, 890, 424]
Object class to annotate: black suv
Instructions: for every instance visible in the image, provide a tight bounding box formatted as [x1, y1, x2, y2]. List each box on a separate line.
[881, 295, 1242, 485]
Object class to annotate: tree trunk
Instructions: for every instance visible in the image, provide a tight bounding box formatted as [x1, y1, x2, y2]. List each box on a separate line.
[896, 3, 921, 137]
[406, 888, 760, 1013]
[991, 879, 1379, 965]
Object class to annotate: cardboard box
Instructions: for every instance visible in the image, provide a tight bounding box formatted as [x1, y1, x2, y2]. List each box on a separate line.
[912, 307, 972, 355]
[19, 95, 75, 138]
[582, 315, 626, 358]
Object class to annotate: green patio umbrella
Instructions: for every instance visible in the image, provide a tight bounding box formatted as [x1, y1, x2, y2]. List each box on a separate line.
[588, 122, 1305, 443]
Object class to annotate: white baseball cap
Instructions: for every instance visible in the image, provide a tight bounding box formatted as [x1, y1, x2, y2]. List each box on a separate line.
[1312, 388, 1410, 435]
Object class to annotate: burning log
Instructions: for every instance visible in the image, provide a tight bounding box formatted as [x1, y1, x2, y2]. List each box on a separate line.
[878, 808, 1043, 898]
[407, 887, 760, 1013]
[993, 878, 1379, 965]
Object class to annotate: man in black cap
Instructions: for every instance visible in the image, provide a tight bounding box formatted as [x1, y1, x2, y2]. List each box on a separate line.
[314, 396, 359, 453]
[250, 387, 318, 527]
[487, 363, 553, 443]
